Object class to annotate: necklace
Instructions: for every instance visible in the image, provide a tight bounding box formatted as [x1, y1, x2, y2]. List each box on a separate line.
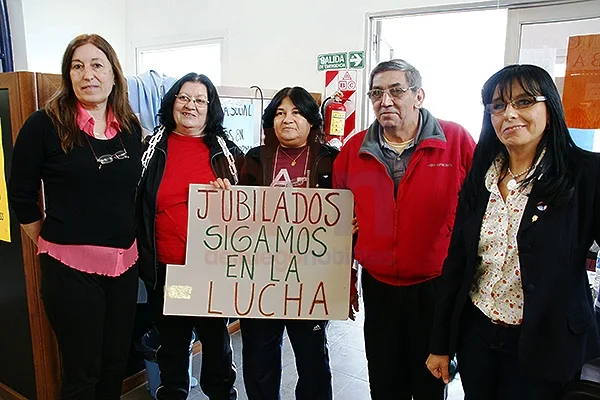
[278, 145, 308, 166]
[272, 146, 310, 187]
[506, 166, 531, 190]
[173, 130, 205, 138]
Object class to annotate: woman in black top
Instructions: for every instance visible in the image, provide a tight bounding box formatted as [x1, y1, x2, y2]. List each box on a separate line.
[8, 34, 142, 399]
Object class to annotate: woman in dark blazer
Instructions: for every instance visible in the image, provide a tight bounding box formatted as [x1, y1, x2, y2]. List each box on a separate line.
[426, 64, 600, 399]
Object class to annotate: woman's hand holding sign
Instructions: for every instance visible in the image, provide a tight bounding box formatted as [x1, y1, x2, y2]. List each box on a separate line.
[210, 178, 232, 190]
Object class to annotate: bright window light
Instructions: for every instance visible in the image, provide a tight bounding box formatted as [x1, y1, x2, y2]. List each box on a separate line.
[137, 42, 222, 84]
[379, 9, 508, 141]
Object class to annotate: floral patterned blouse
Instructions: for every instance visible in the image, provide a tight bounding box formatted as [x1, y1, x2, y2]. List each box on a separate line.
[469, 154, 542, 325]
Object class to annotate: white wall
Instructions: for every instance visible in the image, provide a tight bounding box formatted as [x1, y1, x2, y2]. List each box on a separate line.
[6, 0, 27, 70]
[15, 0, 126, 73]
[125, 0, 478, 93]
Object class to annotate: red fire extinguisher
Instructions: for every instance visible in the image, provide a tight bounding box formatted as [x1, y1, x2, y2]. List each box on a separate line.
[322, 91, 346, 148]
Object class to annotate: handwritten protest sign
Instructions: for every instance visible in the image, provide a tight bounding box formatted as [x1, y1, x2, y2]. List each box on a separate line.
[164, 185, 354, 320]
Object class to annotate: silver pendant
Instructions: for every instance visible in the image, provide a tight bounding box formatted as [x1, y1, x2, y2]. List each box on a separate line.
[507, 179, 517, 190]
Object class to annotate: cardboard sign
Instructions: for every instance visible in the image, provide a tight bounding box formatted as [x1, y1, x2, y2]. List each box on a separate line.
[163, 185, 354, 320]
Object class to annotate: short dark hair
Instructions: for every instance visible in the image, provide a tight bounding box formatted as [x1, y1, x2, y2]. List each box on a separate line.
[262, 86, 325, 146]
[369, 59, 422, 91]
[460, 64, 583, 212]
[158, 72, 226, 145]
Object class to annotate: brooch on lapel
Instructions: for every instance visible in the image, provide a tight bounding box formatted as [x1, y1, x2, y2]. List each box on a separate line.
[532, 201, 548, 223]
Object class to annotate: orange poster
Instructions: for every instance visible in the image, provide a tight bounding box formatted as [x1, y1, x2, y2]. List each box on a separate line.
[563, 34, 600, 129]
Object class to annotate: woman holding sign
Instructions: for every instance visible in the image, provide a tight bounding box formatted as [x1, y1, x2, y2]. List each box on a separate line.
[214, 86, 339, 400]
[136, 72, 243, 400]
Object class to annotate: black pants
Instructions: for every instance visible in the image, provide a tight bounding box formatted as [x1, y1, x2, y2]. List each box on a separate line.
[148, 267, 237, 400]
[240, 318, 332, 400]
[361, 269, 446, 400]
[457, 302, 565, 400]
[39, 254, 138, 400]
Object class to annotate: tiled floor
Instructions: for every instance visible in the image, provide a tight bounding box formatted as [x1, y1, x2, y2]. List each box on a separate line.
[122, 308, 465, 400]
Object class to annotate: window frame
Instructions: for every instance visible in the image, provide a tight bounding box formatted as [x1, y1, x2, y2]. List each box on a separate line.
[134, 37, 224, 82]
[364, 0, 598, 131]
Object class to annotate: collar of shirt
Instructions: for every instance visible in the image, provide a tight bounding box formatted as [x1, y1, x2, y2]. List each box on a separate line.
[76, 102, 121, 139]
[378, 112, 422, 154]
[485, 148, 547, 194]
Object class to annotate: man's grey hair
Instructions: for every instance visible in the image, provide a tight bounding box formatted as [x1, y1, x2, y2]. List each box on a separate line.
[369, 59, 422, 91]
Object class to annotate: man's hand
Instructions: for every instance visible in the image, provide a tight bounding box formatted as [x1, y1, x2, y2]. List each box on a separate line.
[349, 291, 360, 321]
[348, 267, 359, 320]
[425, 354, 450, 384]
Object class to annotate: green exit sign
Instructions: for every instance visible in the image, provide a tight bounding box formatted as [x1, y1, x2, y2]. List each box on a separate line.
[317, 52, 347, 71]
[348, 51, 364, 69]
[317, 51, 365, 71]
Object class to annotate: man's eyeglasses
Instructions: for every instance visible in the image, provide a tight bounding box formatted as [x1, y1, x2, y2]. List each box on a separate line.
[85, 134, 129, 169]
[175, 94, 210, 108]
[367, 86, 416, 101]
[484, 95, 546, 115]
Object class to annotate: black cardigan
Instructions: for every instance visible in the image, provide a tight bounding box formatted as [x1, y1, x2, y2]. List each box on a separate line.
[8, 110, 142, 248]
[135, 130, 245, 289]
[241, 143, 339, 189]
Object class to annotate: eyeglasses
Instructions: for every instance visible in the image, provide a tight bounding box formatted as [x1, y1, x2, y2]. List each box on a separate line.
[175, 94, 210, 108]
[85, 134, 129, 169]
[367, 86, 416, 101]
[484, 95, 546, 115]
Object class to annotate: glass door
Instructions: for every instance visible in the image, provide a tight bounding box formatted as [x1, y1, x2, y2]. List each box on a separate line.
[506, 0, 600, 151]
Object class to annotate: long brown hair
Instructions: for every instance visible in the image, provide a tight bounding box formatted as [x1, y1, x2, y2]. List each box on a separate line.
[45, 34, 139, 152]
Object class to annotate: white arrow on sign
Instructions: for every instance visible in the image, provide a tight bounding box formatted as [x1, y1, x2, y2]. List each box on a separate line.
[349, 53, 363, 67]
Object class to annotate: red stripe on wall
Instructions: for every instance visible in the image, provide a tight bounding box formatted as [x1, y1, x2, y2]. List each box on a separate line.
[340, 90, 356, 103]
[344, 111, 356, 136]
[325, 71, 339, 88]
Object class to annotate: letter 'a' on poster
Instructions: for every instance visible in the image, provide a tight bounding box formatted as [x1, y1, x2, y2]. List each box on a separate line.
[0, 120, 10, 242]
[163, 184, 355, 320]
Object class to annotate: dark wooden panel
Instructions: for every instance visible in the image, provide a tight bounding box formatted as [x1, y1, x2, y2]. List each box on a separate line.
[0, 74, 36, 399]
[0, 381, 28, 400]
[35, 73, 61, 108]
[0, 72, 61, 400]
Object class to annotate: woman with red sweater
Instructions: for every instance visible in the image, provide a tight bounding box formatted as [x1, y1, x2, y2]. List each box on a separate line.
[136, 72, 243, 400]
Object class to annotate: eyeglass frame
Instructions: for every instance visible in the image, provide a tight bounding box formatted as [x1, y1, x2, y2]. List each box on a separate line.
[484, 95, 547, 115]
[174, 94, 210, 108]
[85, 134, 130, 167]
[367, 86, 417, 101]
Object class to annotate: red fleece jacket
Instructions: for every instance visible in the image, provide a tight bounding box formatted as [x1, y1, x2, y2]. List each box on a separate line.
[334, 113, 475, 286]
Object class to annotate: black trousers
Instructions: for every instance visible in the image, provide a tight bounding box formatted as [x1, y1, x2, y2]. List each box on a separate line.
[457, 302, 566, 400]
[148, 267, 237, 400]
[240, 318, 332, 400]
[361, 269, 446, 400]
[39, 254, 138, 400]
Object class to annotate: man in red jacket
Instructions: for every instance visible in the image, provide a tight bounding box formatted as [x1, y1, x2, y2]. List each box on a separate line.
[333, 59, 475, 400]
